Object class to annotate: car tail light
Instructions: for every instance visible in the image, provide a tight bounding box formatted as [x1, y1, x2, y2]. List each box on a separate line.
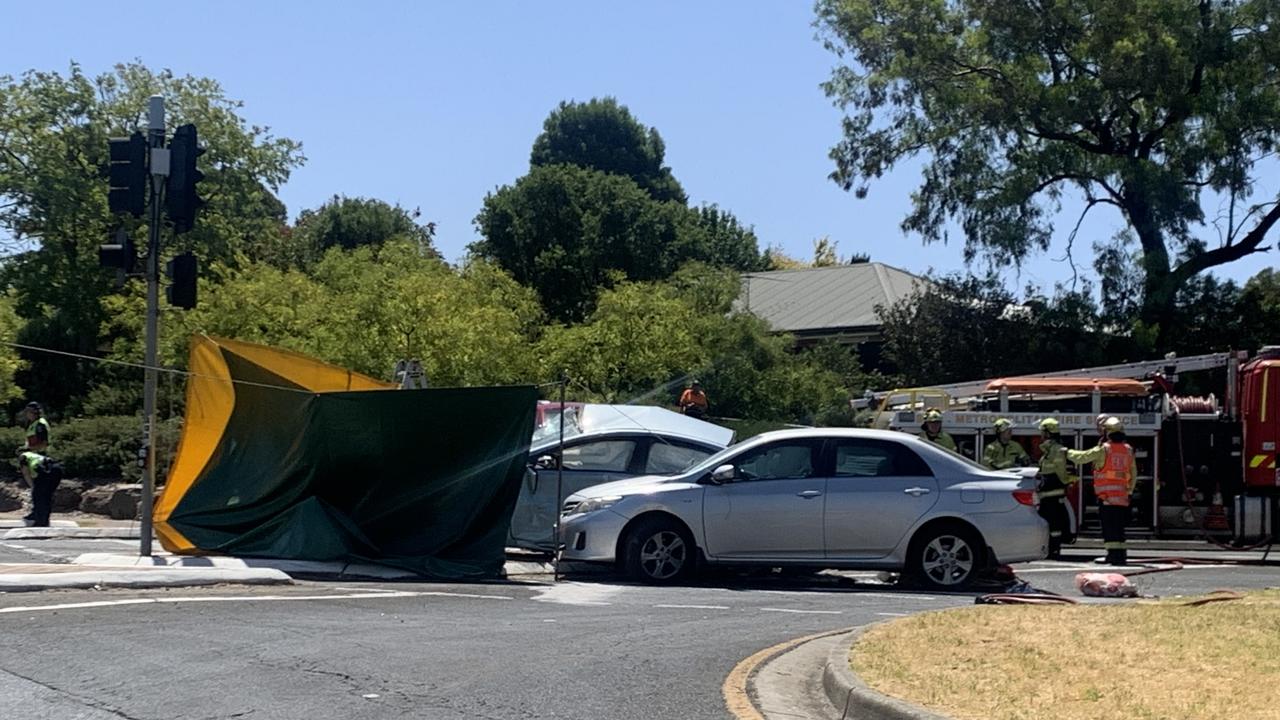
[1013, 489, 1037, 506]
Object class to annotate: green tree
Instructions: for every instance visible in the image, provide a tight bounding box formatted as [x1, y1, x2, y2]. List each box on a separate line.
[540, 268, 867, 425]
[0, 62, 303, 411]
[291, 195, 437, 266]
[531, 97, 686, 204]
[473, 164, 762, 322]
[100, 241, 543, 402]
[0, 292, 26, 406]
[817, 0, 1280, 342]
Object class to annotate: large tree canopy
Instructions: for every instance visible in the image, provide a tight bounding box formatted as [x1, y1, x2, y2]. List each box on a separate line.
[817, 0, 1280, 341]
[289, 195, 437, 266]
[0, 62, 303, 410]
[531, 97, 686, 204]
[473, 164, 764, 322]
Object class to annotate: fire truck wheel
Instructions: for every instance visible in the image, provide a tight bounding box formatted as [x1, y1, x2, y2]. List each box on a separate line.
[907, 522, 984, 590]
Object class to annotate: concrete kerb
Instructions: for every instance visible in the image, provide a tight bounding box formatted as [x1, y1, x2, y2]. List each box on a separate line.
[822, 624, 952, 720]
[0, 567, 292, 593]
[0, 519, 79, 529]
[74, 553, 558, 580]
[3, 527, 140, 540]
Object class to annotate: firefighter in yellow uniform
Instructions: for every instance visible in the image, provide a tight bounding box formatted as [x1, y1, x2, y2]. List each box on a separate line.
[1035, 418, 1076, 558]
[1068, 417, 1137, 565]
[983, 418, 1031, 470]
[920, 409, 956, 452]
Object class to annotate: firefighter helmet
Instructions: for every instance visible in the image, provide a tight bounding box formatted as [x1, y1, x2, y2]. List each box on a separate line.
[1102, 416, 1124, 434]
[993, 418, 1013, 433]
[1039, 417, 1060, 433]
[922, 409, 944, 423]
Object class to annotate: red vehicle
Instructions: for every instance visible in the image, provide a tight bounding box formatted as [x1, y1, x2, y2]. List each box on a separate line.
[875, 348, 1280, 545]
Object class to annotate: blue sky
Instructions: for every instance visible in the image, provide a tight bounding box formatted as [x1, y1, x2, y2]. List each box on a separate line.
[3, 1, 1275, 291]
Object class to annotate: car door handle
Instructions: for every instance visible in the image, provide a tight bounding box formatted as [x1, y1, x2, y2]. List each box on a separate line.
[796, 490, 823, 499]
[904, 487, 932, 496]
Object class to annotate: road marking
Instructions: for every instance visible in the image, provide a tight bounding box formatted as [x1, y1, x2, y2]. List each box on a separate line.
[1, 542, 64, 561]
[836, 591, 939, 601]
[723, 627, 854, 720]
[531, 581, 620, 606]
[877, 612, 910, 617]
[760, 607, 843, 615]
[413, 591, 513, 601]
[0, 589, 514, 615]
[653, 603, 730, 610]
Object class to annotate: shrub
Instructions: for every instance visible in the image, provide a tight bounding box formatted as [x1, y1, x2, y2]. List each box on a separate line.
[27, 415, 183, 482]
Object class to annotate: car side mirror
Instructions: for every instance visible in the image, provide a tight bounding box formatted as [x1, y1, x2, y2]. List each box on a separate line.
[535, 454, 558, 470]
[708, 464, 736, 485]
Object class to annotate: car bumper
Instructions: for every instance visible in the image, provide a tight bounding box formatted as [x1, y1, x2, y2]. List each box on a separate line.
[970, 509, 1049, 564]
[558, 508, 630, 563]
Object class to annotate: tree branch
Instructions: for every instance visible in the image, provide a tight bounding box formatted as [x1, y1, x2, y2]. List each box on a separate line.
[1057, 197, 1108, 292]
[1174, 199, 1280, 281]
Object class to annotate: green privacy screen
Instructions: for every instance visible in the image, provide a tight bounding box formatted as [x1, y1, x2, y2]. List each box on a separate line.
[156, 336, 537, 579]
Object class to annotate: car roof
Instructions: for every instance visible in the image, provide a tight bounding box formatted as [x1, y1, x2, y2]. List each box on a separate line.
[530, 428, 724, 454]
[744, 427, 926, 444]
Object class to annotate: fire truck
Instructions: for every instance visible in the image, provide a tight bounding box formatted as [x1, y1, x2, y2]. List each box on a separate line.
[871, 348, 1280, 545]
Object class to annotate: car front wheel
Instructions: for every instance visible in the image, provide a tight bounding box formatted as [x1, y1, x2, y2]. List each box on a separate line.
[908, 524, 983, 590]
[622, 516, 695, 584]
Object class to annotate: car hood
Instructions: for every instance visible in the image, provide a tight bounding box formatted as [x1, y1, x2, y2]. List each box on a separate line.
[566, 474, 692, 501]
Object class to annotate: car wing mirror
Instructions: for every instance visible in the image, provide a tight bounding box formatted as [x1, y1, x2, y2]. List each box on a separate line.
[708, 463, 736, 485]
[535, 454, 558, 470]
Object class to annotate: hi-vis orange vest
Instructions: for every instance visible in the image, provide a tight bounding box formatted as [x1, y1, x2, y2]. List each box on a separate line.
[1094, 442, 1134, 507]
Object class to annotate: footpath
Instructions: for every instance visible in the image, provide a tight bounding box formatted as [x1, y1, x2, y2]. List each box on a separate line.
[0, 514, 556, 593]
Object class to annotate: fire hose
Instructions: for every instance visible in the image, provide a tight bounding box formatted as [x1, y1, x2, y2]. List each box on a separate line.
[977, 558, 1245, 603]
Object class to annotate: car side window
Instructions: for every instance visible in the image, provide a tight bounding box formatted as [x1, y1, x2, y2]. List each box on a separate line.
[733, 441, 818, 481]
[561, 440, 637, 472]
[645, 442, 713, 474]
[832, 439, 933, 478]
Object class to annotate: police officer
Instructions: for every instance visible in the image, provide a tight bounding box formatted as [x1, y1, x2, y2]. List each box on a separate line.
[983, 418, 1031, 470]
[1035, 418, 1075, 558]
[1068, 417, 1136, 565]
[920, 409, 956, 452]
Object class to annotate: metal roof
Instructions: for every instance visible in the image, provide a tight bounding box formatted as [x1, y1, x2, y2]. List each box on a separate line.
[738, 263, 927, 333]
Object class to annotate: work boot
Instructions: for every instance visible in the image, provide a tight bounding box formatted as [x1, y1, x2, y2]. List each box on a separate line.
[1047, 538, 1062, 559]
[1105, 549, 1127, 566]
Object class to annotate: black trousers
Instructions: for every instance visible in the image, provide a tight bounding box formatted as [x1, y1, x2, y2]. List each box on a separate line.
[1038, 497, 1071, 550]
[28, 474, 61, 527]
[1099, 503, 1129, 562]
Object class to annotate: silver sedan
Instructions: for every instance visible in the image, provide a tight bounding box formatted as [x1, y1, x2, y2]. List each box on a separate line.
[558, 428, 1047, 589]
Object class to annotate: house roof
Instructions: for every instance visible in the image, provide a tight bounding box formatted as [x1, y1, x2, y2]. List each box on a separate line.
[738, 263, 927, 334]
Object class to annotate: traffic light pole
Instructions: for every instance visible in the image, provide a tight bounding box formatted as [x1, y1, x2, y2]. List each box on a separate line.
[139, 96, 166, 557]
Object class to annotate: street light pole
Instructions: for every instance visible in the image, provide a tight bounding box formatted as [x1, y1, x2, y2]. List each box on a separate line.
[139, 95, 167, 557]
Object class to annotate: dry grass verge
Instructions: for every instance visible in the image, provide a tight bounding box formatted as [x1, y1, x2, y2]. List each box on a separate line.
[852, 590, 1280, 720]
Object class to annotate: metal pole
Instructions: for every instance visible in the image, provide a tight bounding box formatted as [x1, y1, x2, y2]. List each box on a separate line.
[139, 95, 165, 557]
[553, 371, 567, 581]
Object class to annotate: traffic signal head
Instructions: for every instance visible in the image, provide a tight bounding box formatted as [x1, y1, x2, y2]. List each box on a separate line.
[98, 228, 137, 272]
[98, 227, 137, 287]
[166, 252, 198, 309]
[166, 124, 205, 234]
[108, 132, 148, 216]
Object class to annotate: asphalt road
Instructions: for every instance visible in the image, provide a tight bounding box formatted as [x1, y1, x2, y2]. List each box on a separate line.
[1, 542, 1277, 720]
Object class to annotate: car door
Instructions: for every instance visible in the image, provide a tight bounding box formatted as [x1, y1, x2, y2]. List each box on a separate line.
[701, 439, 826, 559]
[823, 437, 939, 559]
[509, 436, 642, 549]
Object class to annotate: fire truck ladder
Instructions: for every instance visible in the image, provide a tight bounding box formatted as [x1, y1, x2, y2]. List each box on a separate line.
[917, 352, 1238, 400]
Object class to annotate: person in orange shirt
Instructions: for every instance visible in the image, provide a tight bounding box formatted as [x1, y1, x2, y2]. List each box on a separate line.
[679, 380, 709, 419]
